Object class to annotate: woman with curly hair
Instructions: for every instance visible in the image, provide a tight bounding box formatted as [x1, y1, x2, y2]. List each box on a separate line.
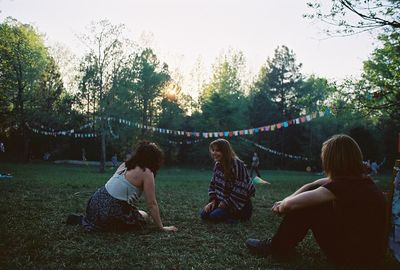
[67, 141, 177, 233]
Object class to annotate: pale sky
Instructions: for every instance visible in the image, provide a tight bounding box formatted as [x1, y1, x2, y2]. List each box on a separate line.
[0, 0, 377, 97]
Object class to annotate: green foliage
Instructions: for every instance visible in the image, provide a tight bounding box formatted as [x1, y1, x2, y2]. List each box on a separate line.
[32, 56, 75, 128]
[248, 46, 306, 169]
[329, 30, 400, 159]
[127, 48, 171, 133]
[254, 45, 303, 118]
[297, 76, 334, 113]
[0, 18, 76, 161]
[74, 20, 127, 171]
[330, 31, 400, 163]
[156, 82, 188, 164]
[198, 50, 248, 131]
[0, 17, 49, 130]
[200, 50, 246, 100]
[361, 32, 400, 121]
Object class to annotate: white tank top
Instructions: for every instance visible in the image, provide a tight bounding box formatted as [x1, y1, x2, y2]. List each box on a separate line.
[105, 166, 142, 207]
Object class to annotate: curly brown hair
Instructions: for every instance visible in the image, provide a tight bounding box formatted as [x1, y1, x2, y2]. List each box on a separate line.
[125, 141, 164, 175]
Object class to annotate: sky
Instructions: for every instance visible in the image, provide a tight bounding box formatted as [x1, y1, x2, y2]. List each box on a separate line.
[0, 0, 377, 97]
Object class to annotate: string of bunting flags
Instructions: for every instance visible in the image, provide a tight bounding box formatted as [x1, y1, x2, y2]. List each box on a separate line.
[241, 138, 311, 161]
[168, 139, 202, 145]
[26, 108, 331, 139]
[26, 122, 97, 138]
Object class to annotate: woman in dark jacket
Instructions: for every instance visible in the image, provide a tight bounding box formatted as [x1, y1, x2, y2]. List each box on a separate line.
[246, 134, 387, 266]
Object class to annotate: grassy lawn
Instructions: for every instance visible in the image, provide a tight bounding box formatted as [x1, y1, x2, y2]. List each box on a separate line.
[0, 162, 398, 269]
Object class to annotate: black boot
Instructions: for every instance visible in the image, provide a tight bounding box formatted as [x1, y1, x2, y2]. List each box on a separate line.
[245, 238, 273, 257]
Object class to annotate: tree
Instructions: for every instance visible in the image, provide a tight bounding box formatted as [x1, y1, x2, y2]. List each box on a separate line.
[200, 50, 246, 101]
[336, 32, 400, 127]
[248, 73, 279, 129]
[187, 56, 207, 113]
[248, 75, 333, 168]
[158, 81, 186, 129]
[298, 75, 334, 113]
[360, 32, 400, 121]
[121, 48, 170, 137]
[0, 17, 49, 161]
[359, 32, 400, 165]
[31, 56, 75, 127]
[255, 46, 303, 119]
[198, 50, 249, 131]
[251, 46, 304, 169]
[76, 20, 125, 172]
[305, 0, 400, 35]
[157, 81, 188, 164]
[296, 76, 335, 161]
[86, 47, 170, 160]
[49, 43, 79, 93]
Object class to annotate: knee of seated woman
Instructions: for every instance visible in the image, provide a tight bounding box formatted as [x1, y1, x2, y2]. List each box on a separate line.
[209, 207, 228, 219]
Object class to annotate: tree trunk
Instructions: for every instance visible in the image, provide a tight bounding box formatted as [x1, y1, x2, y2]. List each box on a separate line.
[16, 64, 28, 162]
[99, 128, 106, 173]
[23, 128, 30, 162]
[141, 97, 148, 137]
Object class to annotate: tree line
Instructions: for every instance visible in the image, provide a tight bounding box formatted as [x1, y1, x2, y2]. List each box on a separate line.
[0, 11, 398, 172]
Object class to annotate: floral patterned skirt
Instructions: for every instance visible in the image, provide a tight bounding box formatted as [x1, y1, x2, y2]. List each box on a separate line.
[82, 186, 146, 232]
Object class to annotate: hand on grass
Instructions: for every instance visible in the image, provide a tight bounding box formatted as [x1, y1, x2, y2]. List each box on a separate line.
[204, 201, 216, 213]
[162, 226, 178, 232]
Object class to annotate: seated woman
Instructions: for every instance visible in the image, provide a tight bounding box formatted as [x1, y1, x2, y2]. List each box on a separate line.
[67, 141, 177, 233]
[245, 134, 387, 266]
[201, 139, 255, 223]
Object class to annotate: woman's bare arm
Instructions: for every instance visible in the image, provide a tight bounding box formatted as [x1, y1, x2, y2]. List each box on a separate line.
[143, 171, 177, 232]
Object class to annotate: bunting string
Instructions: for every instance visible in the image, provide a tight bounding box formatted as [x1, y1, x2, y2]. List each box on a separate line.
[26, 123, 97, 138]
[108, 118, 119, 139]
[241, 138, 311, 161]
[168, 139, 202, 145]
[25, 108, 331, 139]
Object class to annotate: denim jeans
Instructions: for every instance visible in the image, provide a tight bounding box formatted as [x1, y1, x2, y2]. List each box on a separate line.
[200, 200, 252, 223]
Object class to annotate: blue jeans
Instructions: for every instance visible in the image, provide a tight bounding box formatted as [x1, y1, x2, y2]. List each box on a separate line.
[200, 201, 252, 223]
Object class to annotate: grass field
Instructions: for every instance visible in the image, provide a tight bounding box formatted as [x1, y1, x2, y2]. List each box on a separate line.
[0, 162, 398, 269]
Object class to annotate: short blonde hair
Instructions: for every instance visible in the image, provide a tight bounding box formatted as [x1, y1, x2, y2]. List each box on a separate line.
[321, 134, 364, 179]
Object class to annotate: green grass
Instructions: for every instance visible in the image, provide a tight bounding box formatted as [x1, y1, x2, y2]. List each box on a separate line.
[0, 162, 398, 269]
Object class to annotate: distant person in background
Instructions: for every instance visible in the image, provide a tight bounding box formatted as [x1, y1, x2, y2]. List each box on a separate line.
[370, 157, 386, 175]
[0, 142, 5, 162]
[111, 153, 118, 168]
[370, 161, 379, 175]
[43, 152, 51, 161]
[250, 152, 261, 178]
[81, 148, 87, 161]
[201, 139, 256, 223]
[67, 141, 177, 233]
[245, 134, 387, 267]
